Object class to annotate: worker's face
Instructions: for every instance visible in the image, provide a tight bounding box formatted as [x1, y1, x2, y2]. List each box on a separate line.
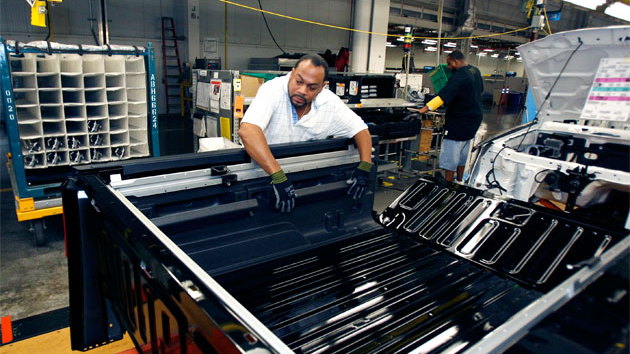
[288, 61, 326, 108]
[447, 57, 465, 71]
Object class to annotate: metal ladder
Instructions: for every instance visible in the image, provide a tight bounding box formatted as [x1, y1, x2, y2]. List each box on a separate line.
[161, 17, 182, 114]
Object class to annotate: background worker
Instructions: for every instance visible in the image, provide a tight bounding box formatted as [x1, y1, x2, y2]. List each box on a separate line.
[419, 50, 484, 182]
[239, 54, 373, 212]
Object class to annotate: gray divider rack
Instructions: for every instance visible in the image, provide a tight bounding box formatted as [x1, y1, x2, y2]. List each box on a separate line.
[1, 39, 160, 226]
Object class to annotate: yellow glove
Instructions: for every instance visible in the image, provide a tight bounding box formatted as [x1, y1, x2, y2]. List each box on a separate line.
[426, 96, 444, 111]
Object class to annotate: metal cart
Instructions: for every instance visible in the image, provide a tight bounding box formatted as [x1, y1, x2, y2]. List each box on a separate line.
[0, 39, 160, 245]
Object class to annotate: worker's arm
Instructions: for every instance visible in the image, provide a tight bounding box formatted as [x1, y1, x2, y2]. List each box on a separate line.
[239, 122, 296, 212]
[353, 129, 373, 164]
[418, 96, 444, 114]
[238, 122, 281, 175]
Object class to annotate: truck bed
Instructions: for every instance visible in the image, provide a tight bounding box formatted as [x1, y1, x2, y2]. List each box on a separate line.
[216, 229, 538, 353]
[63, 141, 627, 353]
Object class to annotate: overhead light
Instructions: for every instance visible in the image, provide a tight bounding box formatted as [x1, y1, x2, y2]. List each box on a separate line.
[444, 42, 457, 48]
[386, 42, 397, 47]
[425, 46, 437, 52]
[491, 53, 500, 58]
[422, 39, 437, 45]
[397, 36, 405, 42]
[563, 0, 605, 10]
[443, 50, 453, 53]
[605, 2, 630, 22]
[505, 55, 514, 60]
[515, 51, 521, 56]
[477, 52, 487, 56]
[470, 44, 478, 48]
[483, 48, 494, 52]
[516, 57, 523, 62]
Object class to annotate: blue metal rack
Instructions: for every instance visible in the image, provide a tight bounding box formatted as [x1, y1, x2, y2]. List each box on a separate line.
[1, 39, 160, 244]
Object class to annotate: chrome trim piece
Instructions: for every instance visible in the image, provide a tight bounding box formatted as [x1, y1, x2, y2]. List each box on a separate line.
[112, 149, 359, 197]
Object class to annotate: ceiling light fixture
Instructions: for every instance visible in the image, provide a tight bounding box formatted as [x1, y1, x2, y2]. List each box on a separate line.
[444, 42, 457, 48]
[491, 53, 500, 58]
[478, 52, 487, 56]
[604, 2, 630, 22]
[425, 46, 437, 52]
[422, 39, 437, 45]
[563, 0, 605, 10]
[483, 48, 494, 52]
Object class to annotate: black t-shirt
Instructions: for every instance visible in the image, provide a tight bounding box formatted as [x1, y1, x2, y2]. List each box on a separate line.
[438, 65, 484, 141]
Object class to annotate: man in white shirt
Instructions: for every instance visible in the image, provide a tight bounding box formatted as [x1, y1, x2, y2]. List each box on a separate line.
[239, 54, 373, 212]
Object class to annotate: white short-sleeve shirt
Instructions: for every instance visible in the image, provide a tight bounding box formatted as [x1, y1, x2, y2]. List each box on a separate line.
[241, 74, 368, 145]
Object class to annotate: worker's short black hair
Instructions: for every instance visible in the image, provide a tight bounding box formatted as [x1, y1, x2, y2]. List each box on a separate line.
[447, 50, 466, 61]
[295, 54, 329, 81]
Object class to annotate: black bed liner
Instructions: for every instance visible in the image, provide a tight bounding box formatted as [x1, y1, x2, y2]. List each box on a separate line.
[218, 229, 539, 353]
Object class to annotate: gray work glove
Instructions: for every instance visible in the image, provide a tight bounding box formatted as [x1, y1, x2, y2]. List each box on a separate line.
[347, 161, 373, 200]
[271, 170, 296, 213]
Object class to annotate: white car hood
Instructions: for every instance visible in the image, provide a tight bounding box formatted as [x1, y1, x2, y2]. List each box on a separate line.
[517, 26, 630, 127]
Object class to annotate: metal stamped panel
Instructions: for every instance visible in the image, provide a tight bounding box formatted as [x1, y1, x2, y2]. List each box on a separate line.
[216, 230, 539, 353]
[378, 177, 627, 291]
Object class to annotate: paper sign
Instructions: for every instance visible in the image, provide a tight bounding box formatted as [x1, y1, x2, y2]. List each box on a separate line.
[349, 81, 358, 96]
[210, 80, 221, 113]
[336, 83, 345, 96]
[195, 82, 211, 110]
[580, 57, 630, 122]
[220, 83, 232, 110]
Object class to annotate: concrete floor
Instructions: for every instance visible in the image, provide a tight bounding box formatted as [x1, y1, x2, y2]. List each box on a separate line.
[0, 106, 522, 324]
[0, 114, 193, 321]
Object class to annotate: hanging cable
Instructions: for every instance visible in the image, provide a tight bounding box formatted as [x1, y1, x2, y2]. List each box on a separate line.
[220, 0, 531, 40]
[516, 37, 583, 152]
[257, 0, 286, 55]
[485, 146, 508, 195]
[88, 0, 100, 45]
[44, 1, 51, 41]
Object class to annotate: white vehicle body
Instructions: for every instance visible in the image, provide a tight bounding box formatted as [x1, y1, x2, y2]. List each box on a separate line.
[468, 26, 630, 227]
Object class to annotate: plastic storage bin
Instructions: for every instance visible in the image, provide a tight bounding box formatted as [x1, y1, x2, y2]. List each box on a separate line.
[428, 64, 452, 94]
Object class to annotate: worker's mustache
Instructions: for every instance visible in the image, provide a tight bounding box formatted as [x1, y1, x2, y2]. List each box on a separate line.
[291, 94, 306, 100]
[290, 94, 307, 106]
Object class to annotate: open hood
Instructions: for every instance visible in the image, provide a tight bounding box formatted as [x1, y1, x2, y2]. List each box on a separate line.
[518, 26, 630, 127]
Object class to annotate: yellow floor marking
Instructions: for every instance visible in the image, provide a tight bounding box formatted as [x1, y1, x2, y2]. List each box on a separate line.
[1, 327, 135, 353]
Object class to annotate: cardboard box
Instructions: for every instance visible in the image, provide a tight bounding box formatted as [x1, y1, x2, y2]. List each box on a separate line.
[419, 129, 433, 153]
[240, 75, 265, 98]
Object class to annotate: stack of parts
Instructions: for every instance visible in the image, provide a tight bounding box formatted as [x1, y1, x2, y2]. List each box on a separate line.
[10, 53, 150, 168]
